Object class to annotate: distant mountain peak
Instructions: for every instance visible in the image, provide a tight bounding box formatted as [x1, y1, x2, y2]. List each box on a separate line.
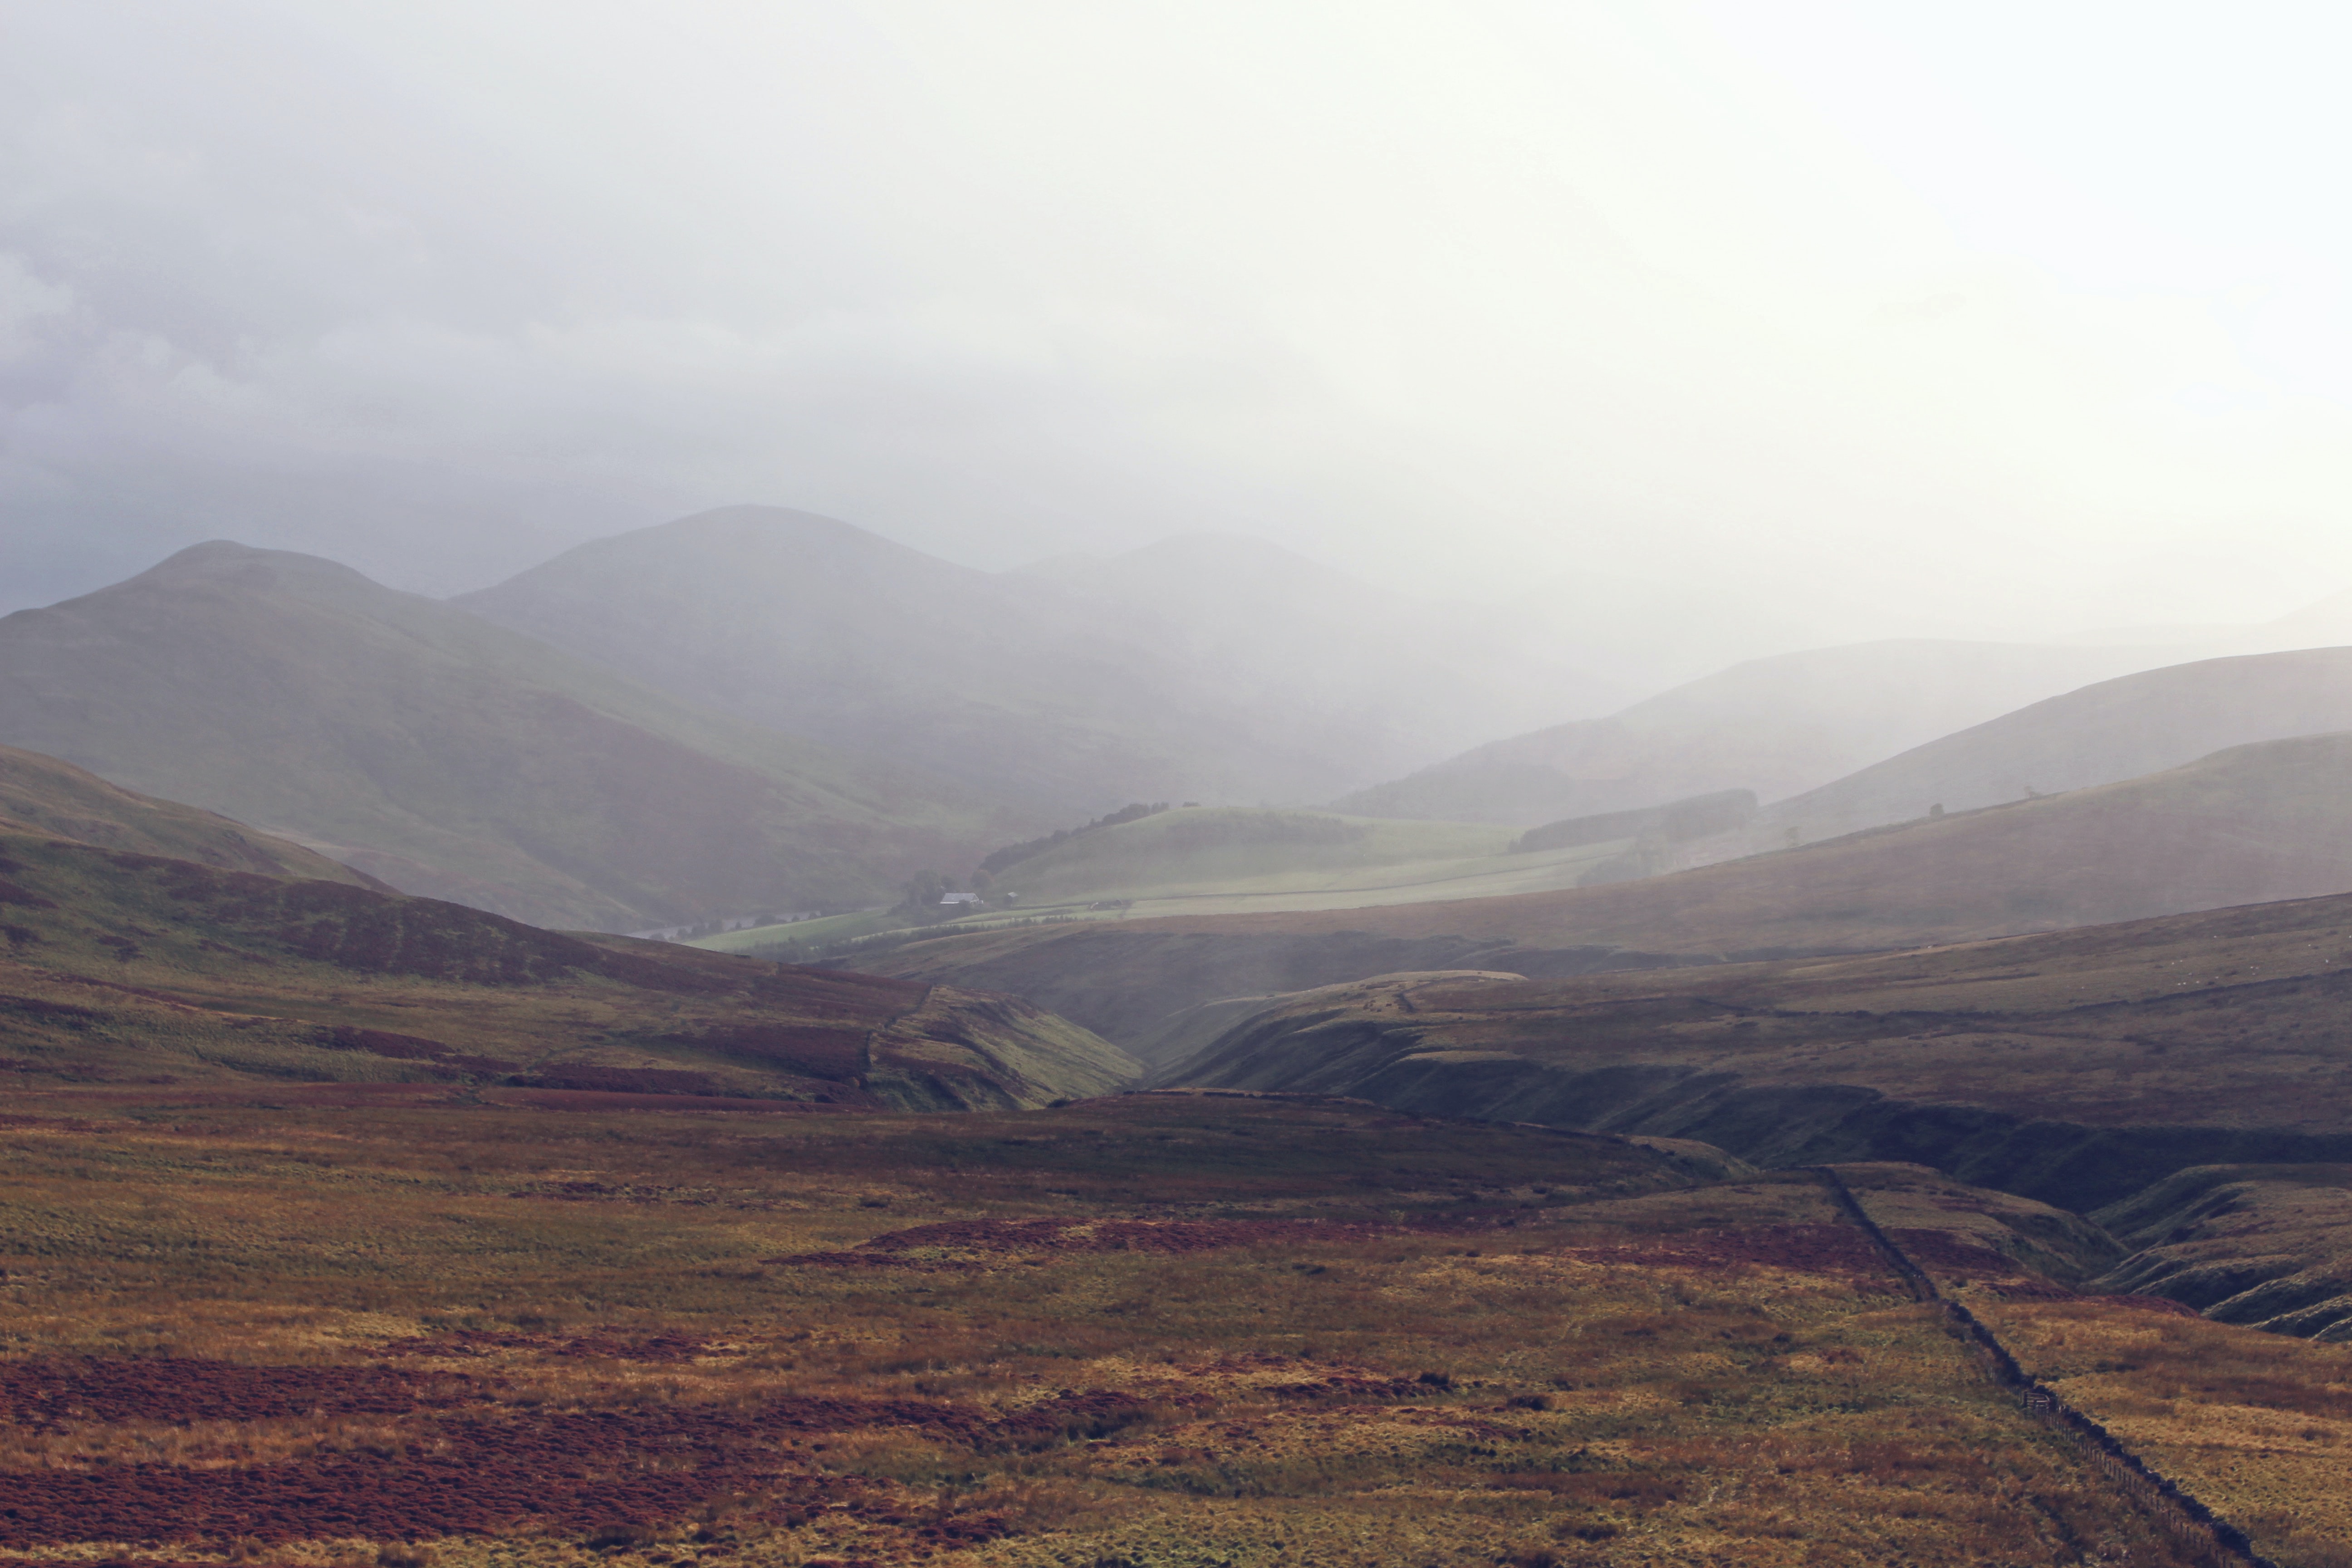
[120, 539, 386, 596]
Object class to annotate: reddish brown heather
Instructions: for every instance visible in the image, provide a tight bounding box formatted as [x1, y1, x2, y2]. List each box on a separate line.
[0, 1360, 476, 1431]
[0, 1391, 1152, 1546]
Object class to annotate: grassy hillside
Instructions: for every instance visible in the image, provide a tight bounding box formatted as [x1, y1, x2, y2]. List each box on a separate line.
[0, 742, 380, 887]
[1735, 643, 2352, 852]
[5, 1078, 2307, 1565]
[0, 830, 1133, 1110]
[2094, 1164, 2352, 1341]
[1162, 891, 2352, 1211]
[858, 731, 2352, 1045]
[967, 805, 1651, 912]
[0, 541, 1015, 929]
[1334, 637, 2180, 824]
[686, 808, 1639, 967]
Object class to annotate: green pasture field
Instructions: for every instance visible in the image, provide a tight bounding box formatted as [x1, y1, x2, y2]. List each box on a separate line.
[691, 808, 1635, 954]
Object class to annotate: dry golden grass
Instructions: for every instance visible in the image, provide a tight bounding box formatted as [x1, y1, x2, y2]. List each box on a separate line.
[0, 1088, 2256, 1567]
[1975, 1299, 2352, 1568]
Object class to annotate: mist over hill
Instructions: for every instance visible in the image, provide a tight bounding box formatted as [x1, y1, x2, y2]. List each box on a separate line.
[0, 742, 383, 887]
[1333, 638, 2189, 825]
[1730, 643, 2352, 855]
[0, 541, 1010, 930]
[862, 730, 2352, 1047]
[1016, 532, 1608, 774]
[457, 508, 1617, 813]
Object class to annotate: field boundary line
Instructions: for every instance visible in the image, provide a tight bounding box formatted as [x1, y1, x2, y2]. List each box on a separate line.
[1808, 1165, 2279, 1568]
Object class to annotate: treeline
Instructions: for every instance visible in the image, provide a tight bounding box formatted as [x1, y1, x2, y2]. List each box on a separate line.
[978, 801, 1173, 876]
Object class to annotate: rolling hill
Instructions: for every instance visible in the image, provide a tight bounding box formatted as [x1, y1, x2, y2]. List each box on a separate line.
[457, 509, 1617, 814]
[0, 825, 1133, 1110]
[1332, 637, 2188, 825]
[854, 730, 2352, 1047]
[941, 805, 1632, 915]
[1729, 643, 2352, 853]
[696, 803, 1691, 970]
[0, 541, 1011, 930]
[0, 742, 381, 886]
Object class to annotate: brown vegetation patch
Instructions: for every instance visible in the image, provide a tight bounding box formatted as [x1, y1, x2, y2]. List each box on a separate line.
[0, 1389, 1152, 1545]
[510, 1067, 729, 1096]
[314, 1024, 522, 1079]
[1557, 1224, 1895, 1282]
[1187, 1353, 1441, 1403]
[371, 1330, 719, 1362]
[480, 1088, 859, 1113]
[0, 1359, 475, 1431]
[2079, 1294, 2204, 1316]
[666, 1024, 870, 1080]
[1885, 1227, 2023, 1276]
[854, 1216, 1377, 1257]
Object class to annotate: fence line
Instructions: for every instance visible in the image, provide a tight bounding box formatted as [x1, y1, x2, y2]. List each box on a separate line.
[1807, 1166, 2278, 1568]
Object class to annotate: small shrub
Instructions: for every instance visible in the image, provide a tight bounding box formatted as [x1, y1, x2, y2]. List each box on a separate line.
[585, 1523, 653, 1549]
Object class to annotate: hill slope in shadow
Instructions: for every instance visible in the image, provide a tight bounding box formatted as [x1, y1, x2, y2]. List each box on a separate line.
[0, 828, 1133, 1110]
[1161, 893, 2352, 1216]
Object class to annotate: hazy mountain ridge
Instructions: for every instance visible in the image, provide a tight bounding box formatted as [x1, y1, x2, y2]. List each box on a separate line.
[0, 541, 1012, 930]
[458, 508, 1624, 814]
[1720, 644, 2352, 855]
[1333, 638, 2196, 825]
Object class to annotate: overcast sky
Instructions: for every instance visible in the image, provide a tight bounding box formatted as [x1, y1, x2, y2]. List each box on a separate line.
[7, 1, 2352, 642]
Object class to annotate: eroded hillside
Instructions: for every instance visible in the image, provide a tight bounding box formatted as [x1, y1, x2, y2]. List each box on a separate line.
[1160, 893, 2352, 1211]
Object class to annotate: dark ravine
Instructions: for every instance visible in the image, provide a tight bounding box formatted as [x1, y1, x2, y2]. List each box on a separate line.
[1167, 1003, 2352, 1213]
[1816, 1168, 2280, 1568]
[1350, 1054, 2352, 1214]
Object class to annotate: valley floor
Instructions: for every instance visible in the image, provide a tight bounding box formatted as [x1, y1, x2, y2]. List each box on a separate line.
[2, 1085, 2339, 1566]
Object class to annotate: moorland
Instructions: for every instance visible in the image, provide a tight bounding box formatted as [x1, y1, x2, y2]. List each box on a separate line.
[7, 508, 2352, 1565]
[9, 1083, 2342, 1567]
[0, 757, 1127, 1111]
